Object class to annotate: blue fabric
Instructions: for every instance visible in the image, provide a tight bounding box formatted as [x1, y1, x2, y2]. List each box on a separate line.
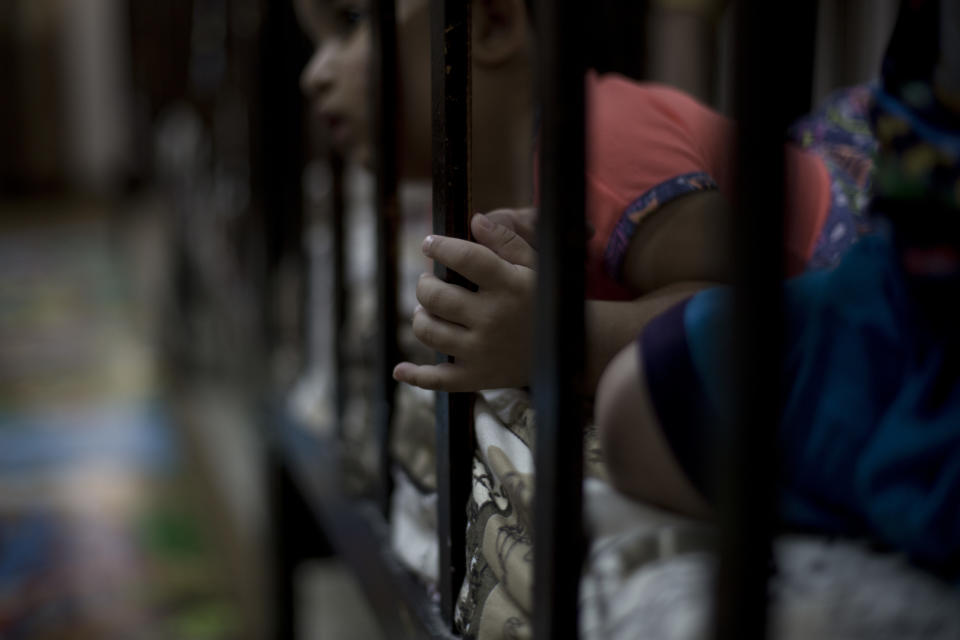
[640, 298, 720, 500]
[654, 233, 960, 578]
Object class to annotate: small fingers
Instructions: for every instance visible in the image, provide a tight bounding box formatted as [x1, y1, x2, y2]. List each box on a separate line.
[471, 214, 537, 269]
[411, 306, 473, 357]
[484, 207, 538, 248]
[416, 273, 475, 326]
[392, 361, 473, 392]
[483, 208, 592, 246]
[422, 235, 507, 289]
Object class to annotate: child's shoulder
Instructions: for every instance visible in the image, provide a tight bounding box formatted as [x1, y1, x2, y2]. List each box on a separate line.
[587, 71, 721, 131]
[584, 71, 732, 207]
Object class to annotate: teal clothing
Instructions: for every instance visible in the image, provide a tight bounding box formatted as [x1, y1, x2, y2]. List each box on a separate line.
[643, 233, 960, 579]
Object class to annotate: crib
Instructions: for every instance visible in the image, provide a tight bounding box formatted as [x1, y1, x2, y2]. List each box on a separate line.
[266, 1, 954, 639]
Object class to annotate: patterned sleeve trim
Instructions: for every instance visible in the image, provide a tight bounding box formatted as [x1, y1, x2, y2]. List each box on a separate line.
[603, 171, 718, 283]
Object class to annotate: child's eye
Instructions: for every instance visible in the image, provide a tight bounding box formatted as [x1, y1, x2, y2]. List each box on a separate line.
[334, 7, 365, 35]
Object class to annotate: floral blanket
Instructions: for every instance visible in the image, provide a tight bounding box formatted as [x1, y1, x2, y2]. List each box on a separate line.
[388, 387, 960, 640]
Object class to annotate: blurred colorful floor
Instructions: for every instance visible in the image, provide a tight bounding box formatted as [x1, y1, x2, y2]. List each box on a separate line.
[0, 203, 241, 639]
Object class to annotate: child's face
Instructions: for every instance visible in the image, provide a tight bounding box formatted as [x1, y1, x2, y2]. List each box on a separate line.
[297, 0, 432, 176]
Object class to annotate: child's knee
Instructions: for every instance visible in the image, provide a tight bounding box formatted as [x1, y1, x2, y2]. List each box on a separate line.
[595, 343, 645, 485]
[595, 339, 713, 518]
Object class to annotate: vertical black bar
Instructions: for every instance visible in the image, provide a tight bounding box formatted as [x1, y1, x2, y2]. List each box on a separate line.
[331, 153, 347, 433]
[371, 0, 400, 514]
[588, 0, 647, 80]
[257, 0, 311, 360]
[532, 2, 586, 639]
[713, 3, 817, 640]
[269, 439, 332, 639]
[430, 0, 474, 627]
[260, 5, 313, 634]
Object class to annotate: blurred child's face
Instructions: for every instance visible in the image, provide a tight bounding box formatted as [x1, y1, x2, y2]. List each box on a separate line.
[297, 0, 432, 176]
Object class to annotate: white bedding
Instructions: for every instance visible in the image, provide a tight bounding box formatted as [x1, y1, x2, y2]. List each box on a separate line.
[388, 386, 960, 639]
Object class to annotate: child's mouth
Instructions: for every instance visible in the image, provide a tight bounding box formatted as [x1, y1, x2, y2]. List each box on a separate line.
[325, 115, 352, 147]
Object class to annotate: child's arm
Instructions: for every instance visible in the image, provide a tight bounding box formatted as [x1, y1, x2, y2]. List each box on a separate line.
[620, 189, 732, 294]
[392, 210, 715, 393]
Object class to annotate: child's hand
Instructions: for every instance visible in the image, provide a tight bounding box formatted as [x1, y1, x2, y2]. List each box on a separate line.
[392, 212, 537, 392]
[483, 207, 538, 248]
[481, 207, 593, 247]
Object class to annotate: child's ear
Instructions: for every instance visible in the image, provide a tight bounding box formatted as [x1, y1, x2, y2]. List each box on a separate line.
[472, 0, 529, 67]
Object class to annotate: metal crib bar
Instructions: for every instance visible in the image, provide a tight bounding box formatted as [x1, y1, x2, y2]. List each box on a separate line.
[430, 0, 475, 627]
[332, 153, 347, 436]
[371, 0, 400, 515]
[588, 0, 648, 80]
[532, 1, 587, 638]
[714, 2, 818, 639]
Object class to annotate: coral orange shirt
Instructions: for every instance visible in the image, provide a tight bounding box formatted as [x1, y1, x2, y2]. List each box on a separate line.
[544, 72, 832, 300]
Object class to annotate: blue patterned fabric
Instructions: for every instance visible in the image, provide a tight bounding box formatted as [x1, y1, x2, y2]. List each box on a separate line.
[789, 85, 878, 270]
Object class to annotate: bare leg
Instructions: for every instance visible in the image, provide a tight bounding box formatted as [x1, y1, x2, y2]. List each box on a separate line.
[595, 339, 713, 519]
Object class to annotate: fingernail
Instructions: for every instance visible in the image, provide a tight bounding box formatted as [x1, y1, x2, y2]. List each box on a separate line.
[474, 213, 492, 230]
[422, 235, 434, 254]
[414, 304, 423, 314]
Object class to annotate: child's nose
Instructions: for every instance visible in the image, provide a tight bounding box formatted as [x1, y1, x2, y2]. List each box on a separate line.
[300, 46, 336, 99]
